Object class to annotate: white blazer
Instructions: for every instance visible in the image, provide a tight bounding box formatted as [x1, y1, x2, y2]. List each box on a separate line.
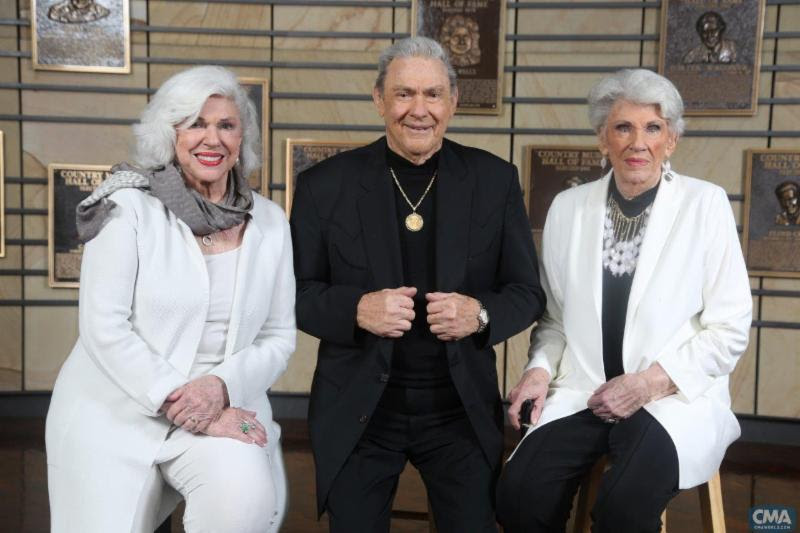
[45, 188, 296, 531]
[513, 171, 752, 489]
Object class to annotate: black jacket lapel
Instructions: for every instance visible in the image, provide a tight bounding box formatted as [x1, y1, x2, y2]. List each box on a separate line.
[436, 140, 473, 293]
[357, 138, 404, 291]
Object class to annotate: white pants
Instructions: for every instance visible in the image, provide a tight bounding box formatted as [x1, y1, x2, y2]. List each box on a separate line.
[132, 429, 287, 533]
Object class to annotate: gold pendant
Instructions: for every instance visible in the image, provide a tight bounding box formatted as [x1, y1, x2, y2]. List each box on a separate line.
[405, 212, 424, 232]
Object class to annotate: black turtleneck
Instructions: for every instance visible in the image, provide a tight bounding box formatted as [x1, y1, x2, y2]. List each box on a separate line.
[602, 178, 659, 381]
[381, 147, 457, 406]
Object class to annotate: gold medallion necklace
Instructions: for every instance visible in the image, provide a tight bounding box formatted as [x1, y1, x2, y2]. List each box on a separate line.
[389, 167, 437, 232]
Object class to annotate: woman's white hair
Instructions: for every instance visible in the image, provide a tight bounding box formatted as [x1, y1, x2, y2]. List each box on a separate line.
[587, 69, 685, 137]
[133, 65, 261, 177]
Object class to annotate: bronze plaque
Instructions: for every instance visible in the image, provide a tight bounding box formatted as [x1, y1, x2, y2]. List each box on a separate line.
[32, 0, 130, 73]
[659, 0, 765, 115]
[0, 131, 4, 258]
[412, 0, 506, 115]
[239, 78, 270, 195]
[524, 145, 603, 232]
[743, 150, 800, 278]
[284, 140, 363, 214]
[48, 164, 111, 288]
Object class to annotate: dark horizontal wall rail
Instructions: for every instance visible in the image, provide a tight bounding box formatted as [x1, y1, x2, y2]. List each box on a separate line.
[3, 86, 800, 106]
[6, 0, 793, 7]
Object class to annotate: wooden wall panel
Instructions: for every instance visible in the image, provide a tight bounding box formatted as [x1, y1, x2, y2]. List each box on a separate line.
[0, 0, 793, 422]
[24, 307, 78, 390]
[757, 329, 800, 418]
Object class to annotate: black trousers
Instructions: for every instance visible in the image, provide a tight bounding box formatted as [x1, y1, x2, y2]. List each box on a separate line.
[326, 403, 497, 533]
[496, 409, 679, 533]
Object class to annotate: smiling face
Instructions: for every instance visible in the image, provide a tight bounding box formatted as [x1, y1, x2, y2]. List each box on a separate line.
[373, 56, 457, 165]
[175, 95, 242, 201]
[598, 100, 677, 198]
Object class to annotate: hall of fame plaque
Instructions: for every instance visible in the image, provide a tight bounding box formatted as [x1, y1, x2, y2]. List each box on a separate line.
[48, 164, 111, 288]
[743, 149, 800, 278]
[32, 0, 130, 73]
[238, 77, 270, 194]
[412, 0, 506, 114]
[284, 140, 363, 214]
[659, 0, 765, 115]
[524, 146, 604, 235]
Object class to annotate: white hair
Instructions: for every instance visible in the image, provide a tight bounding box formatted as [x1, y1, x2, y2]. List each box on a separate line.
[587, 69, 685, 137]
[133, 65, 261, 177]
[375, 36, 457, 94]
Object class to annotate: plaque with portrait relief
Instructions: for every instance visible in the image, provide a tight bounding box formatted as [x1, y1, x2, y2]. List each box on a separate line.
[238, 77, 270, 195]
[48, 164, 111, 288]
[284, 139, 363, 214]
[659, 0, 765, 115]
[412, 0, 506, 115]
[524, 145, 604, 234]
[31, 0, 130, 73]
[743, 149, 800, 278]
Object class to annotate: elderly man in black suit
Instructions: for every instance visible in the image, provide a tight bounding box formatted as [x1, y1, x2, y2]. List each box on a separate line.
[290, 36, 546, 533]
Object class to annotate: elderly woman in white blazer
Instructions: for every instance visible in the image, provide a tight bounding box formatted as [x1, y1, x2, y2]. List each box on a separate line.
[497, 69, 751, 533]
[46, 66, 295, 533]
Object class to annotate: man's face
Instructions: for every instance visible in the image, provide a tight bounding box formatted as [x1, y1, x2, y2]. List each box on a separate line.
[699, 17, 722, 48]
[450, 28, 472, 55]
[779, 188, 799, 215]
[373, 56, 457, 164]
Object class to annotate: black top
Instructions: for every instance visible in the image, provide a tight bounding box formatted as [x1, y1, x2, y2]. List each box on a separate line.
[601, 178, 659, 381]
[381, 147, 457, 411]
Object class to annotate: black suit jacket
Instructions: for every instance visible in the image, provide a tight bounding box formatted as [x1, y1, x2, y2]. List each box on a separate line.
[290, 137, 546, 515]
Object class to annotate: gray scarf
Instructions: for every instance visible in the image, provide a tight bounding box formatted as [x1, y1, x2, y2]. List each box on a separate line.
[76, 162, 253, 243]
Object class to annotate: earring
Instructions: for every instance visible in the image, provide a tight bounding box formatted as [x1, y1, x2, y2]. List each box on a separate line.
[600, 155, 607, 169]
[662, 160, 673, 182]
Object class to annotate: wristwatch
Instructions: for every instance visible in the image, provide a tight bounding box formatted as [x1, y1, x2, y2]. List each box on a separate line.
[476, 301, 489, 334]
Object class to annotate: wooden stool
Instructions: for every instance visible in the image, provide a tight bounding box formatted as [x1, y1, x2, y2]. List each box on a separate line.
[390, 500, 436, 532]
[572, 457, 726, 533]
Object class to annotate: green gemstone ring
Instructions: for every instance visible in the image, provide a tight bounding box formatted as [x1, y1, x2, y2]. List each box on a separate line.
[240, 421, 253, 434]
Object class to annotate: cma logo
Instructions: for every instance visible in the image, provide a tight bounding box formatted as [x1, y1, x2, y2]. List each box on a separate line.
[749, 505, 796, 531]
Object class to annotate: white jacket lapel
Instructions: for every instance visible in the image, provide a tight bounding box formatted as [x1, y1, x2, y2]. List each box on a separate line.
[624, 174, 682, 362]
[224, 217, 264, 357]
[584, 174, 612, 329]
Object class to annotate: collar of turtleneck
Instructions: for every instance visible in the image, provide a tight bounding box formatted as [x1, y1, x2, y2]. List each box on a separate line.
[386, 146, 440, 176]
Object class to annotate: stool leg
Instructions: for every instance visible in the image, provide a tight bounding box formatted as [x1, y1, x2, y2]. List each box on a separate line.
[699, 472, 726, 533]
[660, 509, 667, 533]
[573, 459, 607, 533]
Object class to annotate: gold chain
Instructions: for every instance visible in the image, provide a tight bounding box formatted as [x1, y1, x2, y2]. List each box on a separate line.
[389, 168, 437, 213]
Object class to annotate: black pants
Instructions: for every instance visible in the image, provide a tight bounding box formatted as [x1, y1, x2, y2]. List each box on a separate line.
[326, 404, 497, 533]
[496, 409, 679, 533]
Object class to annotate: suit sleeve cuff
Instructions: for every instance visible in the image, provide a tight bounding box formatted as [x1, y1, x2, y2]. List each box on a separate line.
[145, 371, 188, 417]
[656, 349, 713, 403]
[525, 354, 554, 380]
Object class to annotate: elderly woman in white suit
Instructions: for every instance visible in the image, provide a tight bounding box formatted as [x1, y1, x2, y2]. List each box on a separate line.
[46, 66, 295, 533]
[496, 69, 751, 532]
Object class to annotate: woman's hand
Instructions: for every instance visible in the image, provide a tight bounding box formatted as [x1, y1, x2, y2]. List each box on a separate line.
[587, 363, 677, 422]
[507, 367, 551, 431]
[161, 375, 229, 433]
[204, 408, 268, 447]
